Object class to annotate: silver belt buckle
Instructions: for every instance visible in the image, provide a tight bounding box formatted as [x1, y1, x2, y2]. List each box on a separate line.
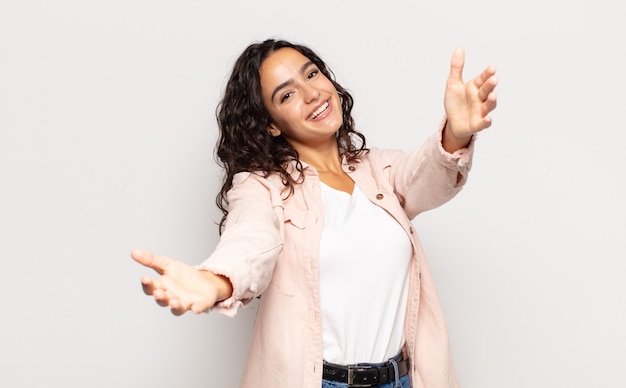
[348, 365, 375, 387]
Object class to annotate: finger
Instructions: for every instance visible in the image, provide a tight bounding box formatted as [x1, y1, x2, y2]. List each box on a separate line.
[472, 65, 497, 92]
[153, 288, 171, 307]
[190, 299, 213, 314]
[448, 47, 465, 84]
[473, 116, 493, 133]
[142, 274, 167, 291]
[141, 275, 157, 295]
[477, 75, 498, 102]
[170, 298, 192, 316]
[131, 248, 171, 275]
[482, 92, 498, 114]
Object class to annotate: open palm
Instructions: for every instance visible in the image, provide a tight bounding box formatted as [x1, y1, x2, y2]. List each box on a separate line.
[131, 249, 223, 315]
[443, 48, 498, 145]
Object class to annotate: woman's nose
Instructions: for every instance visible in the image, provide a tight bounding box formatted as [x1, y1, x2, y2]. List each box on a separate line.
[303, 84, 320, 103]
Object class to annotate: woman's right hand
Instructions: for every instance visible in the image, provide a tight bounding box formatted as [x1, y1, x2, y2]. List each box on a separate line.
[131, 249, 233, 315]
[442, 48, 498, 152]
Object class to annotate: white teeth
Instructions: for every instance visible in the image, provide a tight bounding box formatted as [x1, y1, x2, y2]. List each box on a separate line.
[309, 102, 329, 119]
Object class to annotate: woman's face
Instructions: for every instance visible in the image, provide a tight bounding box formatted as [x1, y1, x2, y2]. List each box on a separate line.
[259, 48, 343, 150]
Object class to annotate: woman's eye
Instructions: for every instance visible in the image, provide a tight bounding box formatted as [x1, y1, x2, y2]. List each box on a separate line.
[307, 70, 318, 79]
[280, 92, 292, 103]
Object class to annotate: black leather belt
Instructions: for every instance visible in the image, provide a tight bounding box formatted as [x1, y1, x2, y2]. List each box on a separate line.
[322, 353, 410, 387]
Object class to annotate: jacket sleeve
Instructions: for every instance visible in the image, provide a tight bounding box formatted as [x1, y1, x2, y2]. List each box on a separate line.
[197, 172, 284, 317]
[374, 119, 475, 219]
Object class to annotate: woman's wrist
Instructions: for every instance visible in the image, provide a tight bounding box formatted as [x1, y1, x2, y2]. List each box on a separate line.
[200, 269, 234, 302]
[442, 120, 472, 153]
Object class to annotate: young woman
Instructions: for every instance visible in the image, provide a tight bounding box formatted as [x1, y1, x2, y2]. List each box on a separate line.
[131, 39, 498, 388]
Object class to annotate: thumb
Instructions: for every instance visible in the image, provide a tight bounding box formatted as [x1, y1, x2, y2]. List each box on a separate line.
[131, 248, 170, 275]
[448, 47, 465, 84]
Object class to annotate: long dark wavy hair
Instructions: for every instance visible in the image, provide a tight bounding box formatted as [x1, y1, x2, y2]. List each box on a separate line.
[215, 39, 368, 232]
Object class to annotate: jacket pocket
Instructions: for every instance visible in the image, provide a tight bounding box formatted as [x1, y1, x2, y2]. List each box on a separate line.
[283, 207, 307, 229]
[270, 207, 308, 297]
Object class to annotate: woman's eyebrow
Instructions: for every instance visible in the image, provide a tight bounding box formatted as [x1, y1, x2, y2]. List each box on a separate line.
[270, 61, 315, 101]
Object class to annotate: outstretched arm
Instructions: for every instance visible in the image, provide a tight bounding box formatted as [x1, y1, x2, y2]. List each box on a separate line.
[442, 48, 498, 153]
[131, 249, 233, 316]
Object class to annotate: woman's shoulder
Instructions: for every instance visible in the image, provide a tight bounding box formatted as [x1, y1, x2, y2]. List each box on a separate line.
[232, 170, 286, 189]
[355, 147, 411, 166]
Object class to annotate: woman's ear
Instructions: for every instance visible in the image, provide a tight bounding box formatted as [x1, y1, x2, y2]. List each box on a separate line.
[268, 123, 281, 137]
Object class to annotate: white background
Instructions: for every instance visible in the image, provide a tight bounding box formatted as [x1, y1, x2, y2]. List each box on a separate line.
[1, 0, 624, 387]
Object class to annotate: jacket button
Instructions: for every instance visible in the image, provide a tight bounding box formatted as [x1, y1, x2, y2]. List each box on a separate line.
[409, 227, 414, 234]
[348, 166, 356, 172]
[376, 193, 384, 200]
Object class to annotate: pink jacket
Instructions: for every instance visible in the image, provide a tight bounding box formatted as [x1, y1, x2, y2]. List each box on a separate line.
[200, 125, 473, 387]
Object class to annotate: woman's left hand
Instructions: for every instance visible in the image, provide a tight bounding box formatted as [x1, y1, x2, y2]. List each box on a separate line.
[442, 48, 498, 152]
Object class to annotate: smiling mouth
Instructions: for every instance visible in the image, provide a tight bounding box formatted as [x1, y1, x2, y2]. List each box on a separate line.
[307, 101, 329, 120]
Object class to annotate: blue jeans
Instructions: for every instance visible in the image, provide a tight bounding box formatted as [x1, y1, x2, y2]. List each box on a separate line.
[322, 373, 410, 388]
[321, 352, 411, 388]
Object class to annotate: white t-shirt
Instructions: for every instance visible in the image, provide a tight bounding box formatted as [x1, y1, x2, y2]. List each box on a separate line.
[319, 182, 412, 364]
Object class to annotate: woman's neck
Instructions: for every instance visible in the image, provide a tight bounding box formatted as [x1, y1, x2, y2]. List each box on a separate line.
[294, 142, 354, 194]
[296, 144, 343, 173]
